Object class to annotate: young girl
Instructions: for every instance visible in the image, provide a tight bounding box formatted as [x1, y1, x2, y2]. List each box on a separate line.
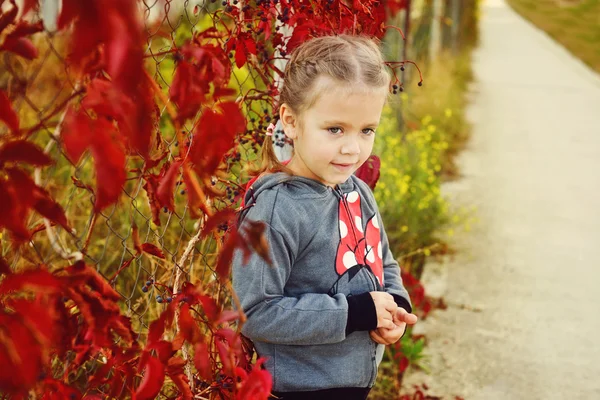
[232, 34, 418, 399]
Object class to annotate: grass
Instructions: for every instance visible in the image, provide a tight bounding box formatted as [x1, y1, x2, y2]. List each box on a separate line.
[506, 0, 600, 73]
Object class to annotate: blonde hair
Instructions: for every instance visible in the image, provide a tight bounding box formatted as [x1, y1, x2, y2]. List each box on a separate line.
[255, 34, 392, 176]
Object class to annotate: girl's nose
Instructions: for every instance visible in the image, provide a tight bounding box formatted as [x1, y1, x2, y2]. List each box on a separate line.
[340, 137, 360, 155]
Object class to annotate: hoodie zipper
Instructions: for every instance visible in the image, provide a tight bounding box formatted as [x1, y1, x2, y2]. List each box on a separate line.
[333, 185, 379, 386]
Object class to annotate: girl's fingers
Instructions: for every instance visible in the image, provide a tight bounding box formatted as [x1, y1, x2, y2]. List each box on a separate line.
[380, 319, 396, 330]
[395, 308, 418, 325]
[370, 330, 386, 344]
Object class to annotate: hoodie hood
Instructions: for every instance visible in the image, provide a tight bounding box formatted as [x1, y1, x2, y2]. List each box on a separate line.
[242, 171, 357, 208]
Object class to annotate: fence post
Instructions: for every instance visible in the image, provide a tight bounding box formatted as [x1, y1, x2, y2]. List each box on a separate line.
[450, 0, 462, 53]
[428, 0, 444, 60]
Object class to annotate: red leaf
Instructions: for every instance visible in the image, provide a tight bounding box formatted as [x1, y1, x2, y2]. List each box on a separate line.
[0, 313, 44, 393]
[178, 303, 202, 344]
[235, 39, 247, 69]
[193, 342, 211, 381]
[21, 0, 40, 16]
[64, 261, 121, 301]
[6, 168, 70, 232]
[156, 161, 181, 211]
[244, 37, 257, 56]
[0, 257, 10, 276]
[0, 179, 30, 242]
[236, 358, 273, 400]
[0, 37, 38, 59]
[61, 107, 92, 164]
[142, 171, 164, 227]
[190, 101, 245, 178]
[141, 243, 165, 259]
[241, 220, 272, 265]
[215, 227, 239, 281]
[10, 21, 44, 38]
[169, 42, 231, 122]
[131, 223, 142, 254]
[0, 90, 19, 134]
[0, 268, 61, 296]
[0, 140, 53, 167]
[216, 339, 233, 376]
[182, 164, 206, 219]
[147, 306, 174, 346]
[135, 356, 165, 400]
[166, 357, 192, 400]
[0, 5, 18, 34]
[354, 155, 381, 190]
[89, 118, 126, 211]
[215, 310, 240, 325]
[169, 61, 206, 122]
[197, 295, 220, 322]
[201, 209, 236, 238]
[82, 78, 153, 158]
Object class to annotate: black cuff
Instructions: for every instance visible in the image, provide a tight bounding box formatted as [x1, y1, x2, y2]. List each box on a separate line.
[392, 294, 413, 314]
[345, 292, 377, 335]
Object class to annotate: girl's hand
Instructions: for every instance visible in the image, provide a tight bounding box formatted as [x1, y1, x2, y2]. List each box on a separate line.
[369, 292, 398, 330]
[369, 307, 418, 345]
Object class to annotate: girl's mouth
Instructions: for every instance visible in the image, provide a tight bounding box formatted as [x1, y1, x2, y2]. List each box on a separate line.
[331, 162, 354, 170]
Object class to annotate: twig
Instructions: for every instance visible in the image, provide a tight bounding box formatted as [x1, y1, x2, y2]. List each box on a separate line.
[173, 214, 208, 392]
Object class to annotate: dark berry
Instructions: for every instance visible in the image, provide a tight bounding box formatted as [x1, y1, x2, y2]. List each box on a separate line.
[166, 297, 173, 303]
[163, 207, 168, 213]
[142, 286, 149, 293]
[222, 0, 227, 4]
[156, 295, 163, 303]
[180, 190, 186, 195]
[146, 280, 153, 286]
[399, 87, 404, 92]
[392, 84, 398, 90]
[400, 66, 405, 71]
[226, 6, 233, 12]
[418, 81, 423, 86]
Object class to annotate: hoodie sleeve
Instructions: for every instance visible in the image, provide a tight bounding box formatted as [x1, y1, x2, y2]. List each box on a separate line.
[376, 211, 413, 314]
[232, 188, 351, 345]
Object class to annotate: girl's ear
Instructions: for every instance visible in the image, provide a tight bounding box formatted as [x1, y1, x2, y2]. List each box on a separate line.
[279, 103, 298, 139]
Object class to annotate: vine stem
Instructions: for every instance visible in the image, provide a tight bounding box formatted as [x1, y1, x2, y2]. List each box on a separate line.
[173, 213, 208, 392]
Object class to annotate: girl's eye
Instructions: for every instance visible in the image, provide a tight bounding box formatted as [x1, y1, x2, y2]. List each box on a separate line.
[362, 129, 376, 136]
[327, 127, 376, 135]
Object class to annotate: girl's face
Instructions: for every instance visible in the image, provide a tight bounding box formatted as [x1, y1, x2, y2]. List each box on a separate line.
[280, 79, 387, 188]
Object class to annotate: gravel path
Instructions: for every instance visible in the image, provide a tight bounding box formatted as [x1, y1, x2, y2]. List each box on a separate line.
[400, 1, 600, 399]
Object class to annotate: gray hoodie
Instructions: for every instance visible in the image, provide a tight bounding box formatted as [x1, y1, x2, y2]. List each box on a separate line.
[232, 172, 412, 392]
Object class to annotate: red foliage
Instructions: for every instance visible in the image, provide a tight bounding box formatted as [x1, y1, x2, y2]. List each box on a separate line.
[0, 167, 70, 243]
[135, 355, 165, 400]
[235, 359, 273, 400]
[0, 90, 19, 134]
[355, 154, 381, 190]
[0, 0, 419, 398]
